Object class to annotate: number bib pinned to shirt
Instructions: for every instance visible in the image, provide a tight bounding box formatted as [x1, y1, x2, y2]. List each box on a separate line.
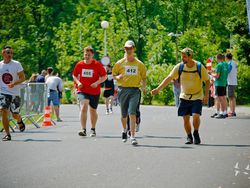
[125, 66, 138, 75]
[82, 69, 93, 77]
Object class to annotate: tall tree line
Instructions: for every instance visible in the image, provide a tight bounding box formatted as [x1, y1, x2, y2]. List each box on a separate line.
[0, 0, 249, 78]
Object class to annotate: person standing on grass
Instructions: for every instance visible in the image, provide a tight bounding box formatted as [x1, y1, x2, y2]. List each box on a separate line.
[73, 46, 107, 137]
[151, 48, 209, 145]
[0, 46, 26, 141]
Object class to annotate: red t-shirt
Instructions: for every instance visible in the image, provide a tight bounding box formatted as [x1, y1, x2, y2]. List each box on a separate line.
[73, 59, 106, 95]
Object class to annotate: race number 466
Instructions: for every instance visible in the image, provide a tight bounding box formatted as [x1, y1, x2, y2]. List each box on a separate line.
[125, 66, 138, 75]
[82, 69, 93, 77]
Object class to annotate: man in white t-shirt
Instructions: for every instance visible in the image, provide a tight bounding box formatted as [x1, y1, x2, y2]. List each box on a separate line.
[45, 72, 63, 122]
[226, 53, 237, 117]
[0, 46, 26, 141]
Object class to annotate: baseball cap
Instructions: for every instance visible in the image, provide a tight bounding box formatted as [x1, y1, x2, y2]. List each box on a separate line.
[2, 46, 12, 50]
[180, 48, 193, 56]
[124, 40, 135, 48]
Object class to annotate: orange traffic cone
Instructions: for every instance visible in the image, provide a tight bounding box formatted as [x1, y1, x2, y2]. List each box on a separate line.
[42, 106, 54, 126]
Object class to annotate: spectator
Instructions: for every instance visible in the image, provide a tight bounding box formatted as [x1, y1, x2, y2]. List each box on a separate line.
[226, 53, 237, 117]
[46, 71, 63, 122]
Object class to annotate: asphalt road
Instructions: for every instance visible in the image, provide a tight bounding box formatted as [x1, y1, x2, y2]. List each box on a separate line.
[0, 104, 250, 188]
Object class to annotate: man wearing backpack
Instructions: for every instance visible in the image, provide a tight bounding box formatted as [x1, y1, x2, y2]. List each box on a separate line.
[151, 48, 210, 144]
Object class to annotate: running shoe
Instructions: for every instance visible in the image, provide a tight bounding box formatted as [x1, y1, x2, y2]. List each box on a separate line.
[105, 109, 109, 115]
[215, 114, 225, 119]
[211, 113, 218, 118]
[17, 120, 25, 132]
[122, 132, 127, 142]
[228, 112, 236, 117]
[109, 108, 113, 114]
[131, 138, 138, 145]
[185, 134, 193, 144]
[2, 134, 11, 141]
[78, 129, 87, 137]
[57, 118, 63, 122]
[90, 129, 96, 137]
[193, 131, 201, 145]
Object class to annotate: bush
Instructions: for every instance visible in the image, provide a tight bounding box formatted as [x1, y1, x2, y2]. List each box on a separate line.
[236, 63, 250, 105]
[143, 64, 175, 105]
[62, 80, 77, 104]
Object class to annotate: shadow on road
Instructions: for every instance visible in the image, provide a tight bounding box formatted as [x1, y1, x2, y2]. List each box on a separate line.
[136, 144, 194, 149]
[200, 144, 250, 148]
[21, 139, 62, 142]
[144, 135, 182, 139]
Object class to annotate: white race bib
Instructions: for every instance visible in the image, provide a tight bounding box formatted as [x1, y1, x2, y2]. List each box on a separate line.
[125, 66, 138, 76]
[82, 69, 93, 77]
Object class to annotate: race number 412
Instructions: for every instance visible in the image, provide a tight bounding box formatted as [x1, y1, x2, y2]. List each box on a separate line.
[125, 66, 138, 75]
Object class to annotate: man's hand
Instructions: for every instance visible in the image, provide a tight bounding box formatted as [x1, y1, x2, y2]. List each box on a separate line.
[202, 95, 208, 105]
[151, 88, 159, 96]
[77, 82, 83, 89]
[90, 82, 98, 88]
[116, 74, 123, 80]
[7, 82, 15, 88]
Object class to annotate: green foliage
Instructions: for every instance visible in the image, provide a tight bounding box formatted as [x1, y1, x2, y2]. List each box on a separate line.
[143, 64, 175, 105]
[236, 63, 250, 105]
[1, 0, 250, 104]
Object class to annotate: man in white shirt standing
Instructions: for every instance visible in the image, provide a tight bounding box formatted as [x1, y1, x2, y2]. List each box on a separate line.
[226, 53, 237, 117]
[0, 46, 26, 141]
[45, 72, 63, 122]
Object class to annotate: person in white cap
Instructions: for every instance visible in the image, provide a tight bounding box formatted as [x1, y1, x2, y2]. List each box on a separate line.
[112, 40, 147, 145]
[151, 48, 210, 145]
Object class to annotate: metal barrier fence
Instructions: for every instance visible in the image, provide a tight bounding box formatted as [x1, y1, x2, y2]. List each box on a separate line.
[1, 83, 47, 132]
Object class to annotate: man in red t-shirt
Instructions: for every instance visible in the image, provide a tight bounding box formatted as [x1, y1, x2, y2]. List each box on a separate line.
[73, 46, 107, 137]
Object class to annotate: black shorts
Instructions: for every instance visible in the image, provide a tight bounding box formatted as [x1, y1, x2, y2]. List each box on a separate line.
[215, 86, 226, 96]
[0, 93, 21, 113]
[77, 92, 100, 109]
[178, 99, 202, 116]
[103, 89, 114, 98]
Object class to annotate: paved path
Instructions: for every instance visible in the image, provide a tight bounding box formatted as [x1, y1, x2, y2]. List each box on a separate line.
[0, 105, 250, 188]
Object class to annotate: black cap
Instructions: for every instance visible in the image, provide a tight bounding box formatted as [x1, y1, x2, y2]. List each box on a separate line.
[3, 46, 12, 50]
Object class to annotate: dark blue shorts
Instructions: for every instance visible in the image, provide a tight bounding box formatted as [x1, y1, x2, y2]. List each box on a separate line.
[178, 99, 202, 116]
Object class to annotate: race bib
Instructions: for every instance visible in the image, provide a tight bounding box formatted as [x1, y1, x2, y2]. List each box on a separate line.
[125, 66, 138, 76]
[82, 69, 93, 78]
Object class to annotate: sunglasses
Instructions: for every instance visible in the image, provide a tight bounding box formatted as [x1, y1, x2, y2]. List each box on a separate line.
[5, 50, 12, 54]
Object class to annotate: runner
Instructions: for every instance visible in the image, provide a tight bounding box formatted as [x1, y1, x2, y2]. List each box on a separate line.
[151, 48, 209, 144]
[103, 65, 114, 115]
[0, 46, 26, 141]
[73, 46, 107, 137]
[112, 40, 147, 145]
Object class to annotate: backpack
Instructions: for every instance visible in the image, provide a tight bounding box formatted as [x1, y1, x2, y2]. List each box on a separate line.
[178, 62, 202, 83]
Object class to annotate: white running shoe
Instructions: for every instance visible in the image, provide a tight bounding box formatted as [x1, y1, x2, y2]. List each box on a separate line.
[105, 109, 109, 115]
[90, 129, 96, 137]
[131, 138, 138, 145]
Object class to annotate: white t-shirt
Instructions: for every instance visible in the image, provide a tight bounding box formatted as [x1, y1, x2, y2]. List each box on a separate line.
[0, 60, 24, 96]
[227, 60, 237, 86]
[46, 76, 63, 92]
